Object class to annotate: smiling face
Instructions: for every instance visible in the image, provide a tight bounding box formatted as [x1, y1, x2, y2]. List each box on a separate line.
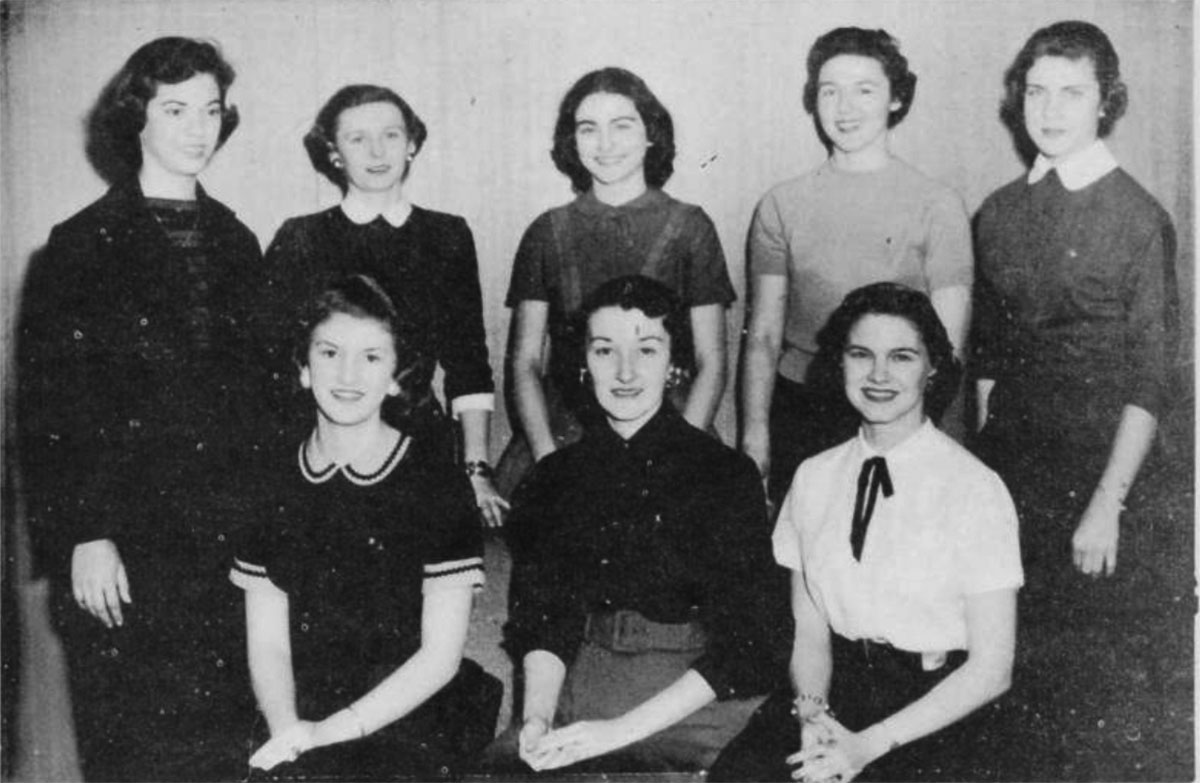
[843, 313, 933, 443]
[333, 101, 415, 195]
[139, 73, 222, 182]
[586, 306, 671, 438]
[816, 54, 900, 161]
[574, 91, 650, 190]
[300, 312, 400, 429]
[1023, 55, 1103, 163]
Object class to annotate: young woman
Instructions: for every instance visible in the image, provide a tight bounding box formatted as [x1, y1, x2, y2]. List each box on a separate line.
[257, 84, 506, 527]
[499, 67, 734, 494]
[232, 275, 499, 779]
[972, 21, 1180, 779]
[739, 27, 973, 510]
[16, 37, 261, 780]
[497, 276, 789, 773]
[712, 283, 1021, 782]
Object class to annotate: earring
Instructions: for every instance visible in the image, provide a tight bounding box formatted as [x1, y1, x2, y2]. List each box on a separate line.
[666, 366, 686, 390]
[406, 154, 415, 162]
[579, 367, 590, 386]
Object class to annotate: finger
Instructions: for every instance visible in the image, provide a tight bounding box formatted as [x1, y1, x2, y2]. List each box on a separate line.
[102, 582, 124, 627]
[84, 587, 114, 629]
[117, 565, 132, 604]
[1104, 546, 1118, 577]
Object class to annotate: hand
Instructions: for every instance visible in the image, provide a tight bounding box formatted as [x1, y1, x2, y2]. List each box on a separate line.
[470, 473, 510, 528]
[801, 714, 835, 752]
[249, 721, 317, 770]
[72, 539, 131, 628]
[1073, 490, 1121, 577]
[521, 718, 632, 771]
[788, 713, 883, 783]
[516, 716, 551, 767]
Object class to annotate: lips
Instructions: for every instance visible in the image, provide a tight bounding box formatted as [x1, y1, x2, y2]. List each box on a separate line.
[330, 389, 365, 402]
[610, 387, 641, 398]
[366, 165, 392, 174]
[861, 388, 898, 402]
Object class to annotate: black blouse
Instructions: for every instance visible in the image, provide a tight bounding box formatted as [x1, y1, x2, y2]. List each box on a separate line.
[504, 407, 790, 700]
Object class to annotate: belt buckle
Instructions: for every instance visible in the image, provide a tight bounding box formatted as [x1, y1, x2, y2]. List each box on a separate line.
[612, 609, 647, 653]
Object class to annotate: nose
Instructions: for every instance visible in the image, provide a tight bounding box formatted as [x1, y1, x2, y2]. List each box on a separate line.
[836, 88, 852, 115]
[337, 355, 358, 385]
[867, 356, 890, 383]
[597, 127, 615, 152]
[616, 351, 636, 383]
[368, 135, 385, 158]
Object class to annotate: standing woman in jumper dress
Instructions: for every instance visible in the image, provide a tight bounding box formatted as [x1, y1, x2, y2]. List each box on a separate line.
[17, 37, 261, 780]
[257, 84, 507, 526]
[498, 67, 735, 494]
[972, 20, 1180, 780]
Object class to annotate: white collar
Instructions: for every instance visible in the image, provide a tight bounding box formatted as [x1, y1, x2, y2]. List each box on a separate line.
[1027, 140, 1118, 191]
[340, 194, 413, 227]
[854, 417, 937, 462]
[298, 433, 413, 486]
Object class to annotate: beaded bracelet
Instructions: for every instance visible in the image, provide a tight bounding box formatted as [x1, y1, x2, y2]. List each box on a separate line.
[464, 460, 495, 479]
[791, 692, 831, 721]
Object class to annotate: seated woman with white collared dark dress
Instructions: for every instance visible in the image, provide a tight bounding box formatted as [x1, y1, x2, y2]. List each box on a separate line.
[710, 283, 1023, 782]
[230, 276, 498, 780]
[497, 275, 790, 774]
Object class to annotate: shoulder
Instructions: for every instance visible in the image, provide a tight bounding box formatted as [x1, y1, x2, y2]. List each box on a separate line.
[758, 169, 824, 206]
[978, 174, 1028, 217]
[49, 185, 133, 240]
[921, 427, 1009, 495]
[201, 194, 261, 250]
[888, 159, 966, 210]
[411, 205, 471, 233]
[274, 207, 340, 238]
[657, 191, 712, 223]
[1099, 169, 1173, 227]
[796, 436, 857, 479]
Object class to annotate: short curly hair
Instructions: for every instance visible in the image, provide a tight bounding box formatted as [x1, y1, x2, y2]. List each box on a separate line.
[816, 282, 961, 421]
[1000, 20, 1127, 141]
[803, 27, 917, 129]
[86, 37, 239, 183]
[551, 68, 676, 193]
[578, 275, 695, 379]
[303, 84, 429, 193]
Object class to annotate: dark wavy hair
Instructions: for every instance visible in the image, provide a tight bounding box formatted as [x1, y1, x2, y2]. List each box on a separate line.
[816, 282, 961, 421]
[294, 275, 435, 424]
[551, 68, 676, 193]
[86, 37, 239, 184]
[577, 275, 695, 379]
[803, 27, 917, 132]
[303, 84, 429, 193]
[1000, 20, 1127, 144]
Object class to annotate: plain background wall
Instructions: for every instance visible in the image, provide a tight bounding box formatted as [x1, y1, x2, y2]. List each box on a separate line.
[1, 0, 1193, 778]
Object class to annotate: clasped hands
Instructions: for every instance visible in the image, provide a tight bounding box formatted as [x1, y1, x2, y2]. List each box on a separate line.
[249, 721, 319, 770]
[518, 716, 630, 771]
[788, 712, 884, 783]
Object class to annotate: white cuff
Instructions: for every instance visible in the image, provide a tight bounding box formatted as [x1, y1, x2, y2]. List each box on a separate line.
[450, 393, 495, 418]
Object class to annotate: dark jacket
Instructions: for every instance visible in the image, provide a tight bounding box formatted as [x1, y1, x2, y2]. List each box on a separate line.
[17, 179, 263, 578]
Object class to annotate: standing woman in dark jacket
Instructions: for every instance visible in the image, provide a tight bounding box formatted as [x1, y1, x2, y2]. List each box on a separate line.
[17, 37, 261, 780]
[257, 85, 506, 527]
[497, 276, 789, 774]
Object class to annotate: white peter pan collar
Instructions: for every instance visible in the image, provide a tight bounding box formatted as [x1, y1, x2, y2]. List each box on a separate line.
[298, 433, 413, 486]
[339, 195, 413, 227]
[1027, 140, 1119, 191]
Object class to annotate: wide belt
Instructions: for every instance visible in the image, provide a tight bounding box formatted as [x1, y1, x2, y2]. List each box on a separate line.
[584, 609, 708, 654]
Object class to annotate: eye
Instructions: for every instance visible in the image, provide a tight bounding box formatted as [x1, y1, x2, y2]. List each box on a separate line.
[1025, 86, 1043, 98]
[845, 347, 869, 360]
[365, 353, 382, 363]
[385, 129, 404, 140]
[639, 345, 660, 357]
[893, 352, 916, 363]
[590, 346, 613, 358]
[318, 347, 337, 359]
[164, 106, 183, 117]
[818, 86, 836, 99]
[576, 125, 596, 136]
[207, 105, 222, 118]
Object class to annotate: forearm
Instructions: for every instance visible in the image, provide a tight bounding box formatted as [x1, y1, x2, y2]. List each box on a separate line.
[607, 670, 716, 747]
[930, 284, 971, 359]
[246, 606, 299, 734]
[458, 408, 491, 464]
[1094, 404, 1157, 504]
[522, 650, 568, 723]
[740, 337, 780, 449]
[974, 379, 996, 433]
[683, 346, 726, 431]
[513, 364, 558, 461]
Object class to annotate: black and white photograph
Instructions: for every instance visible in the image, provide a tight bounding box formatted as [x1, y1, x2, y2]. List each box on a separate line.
[1, 1, 1193, 780]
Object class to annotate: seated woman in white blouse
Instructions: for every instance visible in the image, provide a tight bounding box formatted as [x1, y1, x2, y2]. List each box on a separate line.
[711, 282, 1022, 782]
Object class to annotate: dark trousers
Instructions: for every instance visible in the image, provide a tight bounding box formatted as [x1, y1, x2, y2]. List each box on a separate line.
[710, 635, 1001, 782]
[767, 375, 859, 511]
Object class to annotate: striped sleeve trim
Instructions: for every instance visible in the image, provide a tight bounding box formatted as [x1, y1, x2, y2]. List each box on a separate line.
[229, 558, 285, 597]
[422, 556, 484, 594]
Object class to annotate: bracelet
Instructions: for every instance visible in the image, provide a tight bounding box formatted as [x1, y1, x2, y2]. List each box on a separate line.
[464, 460, 495, 479]
[791, 692, 831, 721]
[1094, 484, 1127, 511]
[345, 705, 367, 739]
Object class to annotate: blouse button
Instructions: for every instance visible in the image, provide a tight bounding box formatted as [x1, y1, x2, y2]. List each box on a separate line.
[640, 488, 650, 498]
[217, 534, 226, 542]
[300, 623, 309, 632]
[1067, 248, 1078, 258]
[600, 558, 609, 566]
[139, 317, 148, 326]
[73, 330, 83, 340]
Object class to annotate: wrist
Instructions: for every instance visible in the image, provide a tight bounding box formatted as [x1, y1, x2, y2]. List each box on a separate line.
[792, 691, 830, 723]
[861, 721, 901, 763]
[1092, 484, 1127, 511]
[464, 460, 494, 479]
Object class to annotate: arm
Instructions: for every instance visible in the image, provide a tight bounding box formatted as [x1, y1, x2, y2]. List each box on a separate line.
[510, 300, 558, 461]
[791, 588, 1017, 782]
[740, 274, 788, 478]
[930, 285, 970, 360]
[1072, 404, 1157, 577]
[245, 584, 299, 736]
[250, 585, 473, 769]
[788, 570, 834, 753]
[682, 304, 727, 430]
[459, 408, 509, 527]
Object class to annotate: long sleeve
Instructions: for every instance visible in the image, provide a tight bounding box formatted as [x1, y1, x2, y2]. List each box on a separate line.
[1123, 214, 1178, 418]
[429, 214, 495, 404]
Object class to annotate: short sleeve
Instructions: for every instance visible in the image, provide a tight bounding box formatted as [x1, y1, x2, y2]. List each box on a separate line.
[420, 464, 485, 594]
[748, 190, 790, 278]
[954, 470, 1024, 595]
[679, 207, 735, 307]
[505, 212, 557, 307]
[771, 467, 808, 573]
[921, 188, 974, 292]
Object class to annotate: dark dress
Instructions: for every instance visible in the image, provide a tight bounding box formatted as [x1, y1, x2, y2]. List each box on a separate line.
[232, 432, 499, 780]
[17, 179, 262, 780]
[497, 189, 735, 493]
[501, 407, 791, 771]
[256, 206, 495, 450]
[972, 165, 1187, 780]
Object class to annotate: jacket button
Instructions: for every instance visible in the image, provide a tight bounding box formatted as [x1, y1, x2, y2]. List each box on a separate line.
[138, 317, 148, 326]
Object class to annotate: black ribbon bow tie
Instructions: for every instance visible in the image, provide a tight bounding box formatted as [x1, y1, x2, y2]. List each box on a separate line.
[851, 456, 894, 561]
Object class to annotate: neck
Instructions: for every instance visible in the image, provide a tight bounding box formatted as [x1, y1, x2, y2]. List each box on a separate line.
[311, 415, 395, 466]
[345, 182, 406, 213]
[607, 401, 662, 441]
[592, 174, 648, 206]
[139, 166, 198, 200]
[861, 414, 925, 453]
[830, 141, 891, 173]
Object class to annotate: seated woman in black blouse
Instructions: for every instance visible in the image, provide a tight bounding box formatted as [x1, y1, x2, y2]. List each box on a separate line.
[499, 275, 790, 773]
[231, 275, 498, 779]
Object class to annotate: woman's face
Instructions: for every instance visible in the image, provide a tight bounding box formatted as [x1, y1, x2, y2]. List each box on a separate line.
[586, 305, 671, 437]
[842, 313, 932, 438]
[816, 54, 900, 157]
[139, 73, 222, 181]
[574, 92, 650, 189]
[1023, 55, 1103, 162]
[333, 101, 415, 195]
[300, 312, 399, 429]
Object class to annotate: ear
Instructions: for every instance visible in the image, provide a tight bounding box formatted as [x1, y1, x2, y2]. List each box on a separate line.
[387, 378, 401, 397]
[299, 365, 312, 389]
[329, 148, 343, 168]
[406, 141, 417, 160]
[889, 98, 902, 114]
